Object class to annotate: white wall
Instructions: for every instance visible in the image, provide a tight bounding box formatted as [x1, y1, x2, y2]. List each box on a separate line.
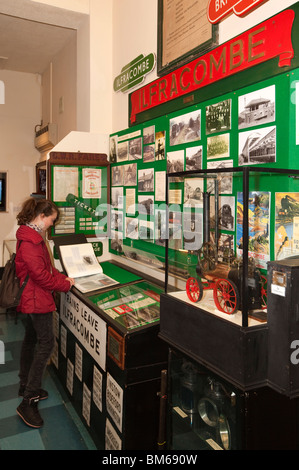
[42, 34, 77, 142]
[0, 70, 41, 263]
[40, 0, 113, 139]
[89, 0, 113, 135]
[112, 0, 158, 133]
[30, 0, 90, 14]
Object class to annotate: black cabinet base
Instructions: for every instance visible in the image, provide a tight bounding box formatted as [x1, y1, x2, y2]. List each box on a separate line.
[160, 293, 268, 391]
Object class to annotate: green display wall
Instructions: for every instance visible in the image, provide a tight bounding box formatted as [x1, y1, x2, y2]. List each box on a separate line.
[109, 4, 299, 274]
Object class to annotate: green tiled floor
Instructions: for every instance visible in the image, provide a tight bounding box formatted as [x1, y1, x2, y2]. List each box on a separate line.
[0, 312, 97, 450]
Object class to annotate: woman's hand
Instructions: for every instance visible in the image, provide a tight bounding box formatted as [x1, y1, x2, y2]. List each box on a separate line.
[66, 277, 75, 287]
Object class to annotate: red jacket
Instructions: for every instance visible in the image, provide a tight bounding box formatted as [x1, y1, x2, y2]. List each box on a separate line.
[15, 225, 71, 314]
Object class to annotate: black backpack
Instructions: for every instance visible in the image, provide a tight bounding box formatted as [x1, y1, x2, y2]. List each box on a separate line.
[0, 241, 29, 309]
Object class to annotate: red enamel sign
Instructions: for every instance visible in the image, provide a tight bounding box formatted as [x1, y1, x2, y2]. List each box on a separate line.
[130, 9, 294, 124]
[208, 0, 268, 24]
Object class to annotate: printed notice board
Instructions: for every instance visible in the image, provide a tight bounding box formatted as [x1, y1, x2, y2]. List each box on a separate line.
[47, 152, 109, 238]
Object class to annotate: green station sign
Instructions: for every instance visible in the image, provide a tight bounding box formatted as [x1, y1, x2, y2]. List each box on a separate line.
[113, 53, 156, 93]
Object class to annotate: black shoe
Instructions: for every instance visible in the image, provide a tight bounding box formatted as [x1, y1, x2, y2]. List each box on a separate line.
[18, 385, 48, 400]
[16, 396, 43, 428]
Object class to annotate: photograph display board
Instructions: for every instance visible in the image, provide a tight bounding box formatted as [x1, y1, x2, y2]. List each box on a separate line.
[48, 152, 109, 239]
[109, 68, 299, 273]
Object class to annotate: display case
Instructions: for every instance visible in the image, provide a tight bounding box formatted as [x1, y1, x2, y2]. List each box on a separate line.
[52, 258, 168, 450]
[160, 166, 299, 390]
[168, 348, 299, 450]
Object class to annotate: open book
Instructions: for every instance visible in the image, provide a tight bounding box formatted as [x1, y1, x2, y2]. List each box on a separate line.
[59, 243, 118, 293]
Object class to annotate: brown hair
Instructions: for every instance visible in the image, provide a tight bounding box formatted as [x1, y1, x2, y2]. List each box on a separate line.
[17, 198, 60, 226]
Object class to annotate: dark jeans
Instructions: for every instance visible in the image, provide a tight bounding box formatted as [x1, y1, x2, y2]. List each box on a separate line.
[19, 312, 54, 398]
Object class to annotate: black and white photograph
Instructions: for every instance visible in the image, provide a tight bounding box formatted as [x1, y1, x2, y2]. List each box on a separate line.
[168, 210, 182, 250]
[155, 130, 165, 160]
[110, 209, 123, 231]
[110, 230, 123, 252]
[185, 145, 203, 170]
[111, 186, 124, 209]
[206, 99, 231, 134]
[143, 125, 155, 144]
[238, 126, 276, 165]
[123, 163, 137, 186]
[183, 209, 203, 251]
[139, 219, 154, 241]
[138, 168, 154, 192]
[143, 144, 155, 163]
[169, 109, 201, 146]
[210, 232, 235, 263]
[207, 133, 230, 159]
[167, 150, 184, 173]
[129, 137, 142, 160]
[207, 159, 233, 194]
[117, 140, 128, 162]
[109, 135, 117, 163]
[125, 217, 138, 239]
[211, 195, 235, 231]
[184, 178, 204, 206]
[111, 165, 123, 186]
[238, 85, 275, 129]
[155, 208, 167, 246]
[138, 195, 154, 215]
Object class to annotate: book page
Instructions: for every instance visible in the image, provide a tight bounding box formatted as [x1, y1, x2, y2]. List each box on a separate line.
[59, 243, 103, 278]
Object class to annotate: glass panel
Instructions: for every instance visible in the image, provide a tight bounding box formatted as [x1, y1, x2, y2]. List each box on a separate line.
[165, 167, 299, 327]
[168, 349, 238, 450]
[88, 281, 162, 331]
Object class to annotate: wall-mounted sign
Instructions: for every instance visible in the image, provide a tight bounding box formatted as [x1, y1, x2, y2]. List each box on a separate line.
[157, 0, 218, 76]
[130, 9, 294, 124]
[208, 0, 267, 24]
[113, 53, 156, 93]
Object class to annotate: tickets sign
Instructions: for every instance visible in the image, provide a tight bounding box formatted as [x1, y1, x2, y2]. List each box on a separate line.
[208, 0, 267, 24]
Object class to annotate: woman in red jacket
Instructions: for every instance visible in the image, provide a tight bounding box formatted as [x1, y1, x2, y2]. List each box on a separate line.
[15, 197, 75, 428]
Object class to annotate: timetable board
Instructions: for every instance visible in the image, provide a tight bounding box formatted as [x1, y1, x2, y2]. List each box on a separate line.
[47, 152, 109, 239]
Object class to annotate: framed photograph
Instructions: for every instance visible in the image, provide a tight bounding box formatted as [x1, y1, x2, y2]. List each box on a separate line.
[157, 0, 218, 76]
[206, 99, 231, 135]
[238, 85, 275, 130]
[238, 126, 276, 165]
[170, 109, 201, 146]
[207, 134, 230, 159]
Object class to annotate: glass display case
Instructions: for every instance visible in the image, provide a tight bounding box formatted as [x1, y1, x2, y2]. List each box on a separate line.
[164, 166, 299, 326]
[160, 166, 299, 391]
[88, 280, 162, 331]
[54, 269, 168, 450]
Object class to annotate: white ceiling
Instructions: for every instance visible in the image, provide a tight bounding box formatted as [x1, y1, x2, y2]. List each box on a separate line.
[0, 0, 87, 74]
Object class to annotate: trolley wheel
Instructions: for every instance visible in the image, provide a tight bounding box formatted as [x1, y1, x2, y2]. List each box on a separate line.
[186, 277, 203, 303]
[260, 275, 267, 309]
[213, 278, 239, 314]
